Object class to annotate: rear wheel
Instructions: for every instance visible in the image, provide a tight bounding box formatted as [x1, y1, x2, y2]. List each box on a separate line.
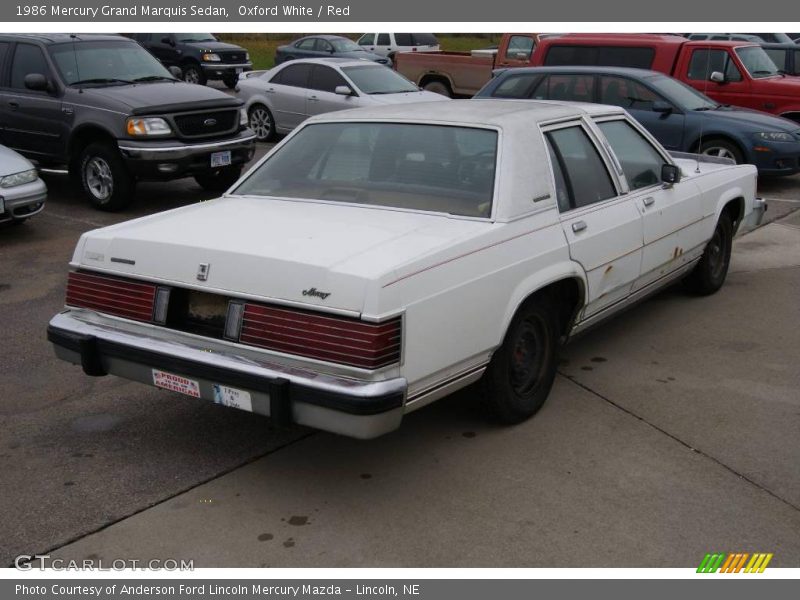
[77, 142, 135, 211]
[249, 104, 276, 142]
[684, 213, 733, 295]
[194, 166, 243, 192]
[481, 298, 559, 424]
[422, 80, 452, 97]
[223, 74, 238, 89]
[182, 63, 206, 85]
[698, 138, 743, 164]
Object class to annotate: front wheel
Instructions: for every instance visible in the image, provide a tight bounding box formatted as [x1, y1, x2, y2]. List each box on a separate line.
[698, 138, 743, 164]
[182, 63, 207, 85]
[77, 142, 135, 211]
[194, 166, 243, 192]
[481, 298, 559, 424]
[684, 213, 733, 295]
[249, 104, 276, 142]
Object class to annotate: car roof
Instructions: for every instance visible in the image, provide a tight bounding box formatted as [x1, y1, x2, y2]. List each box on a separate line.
[307, 99, 625, 128]
[495, 65, 664, 78]
[0, 33, 128, 44]
[760, 42, 799, 49]
[297, 34, 351, 41]
[275, 57, 376, 67]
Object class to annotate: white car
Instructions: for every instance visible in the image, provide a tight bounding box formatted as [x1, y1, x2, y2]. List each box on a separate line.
[237, 58, 448, 141]
[0, 145, 46, 225]
[48, 101, 764, 439]
[357, 33, 440, 59]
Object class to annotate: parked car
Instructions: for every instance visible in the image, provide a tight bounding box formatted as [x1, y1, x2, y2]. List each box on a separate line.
[761, 43, 800, 75]
[395, 33, 541, 97]
[274, 36, 391, 66]
[48, 100, 764, 439]
[477, 66, 800, 176]
[0, 34, 256, 211]
[129, 33, 252, 88]
[356, 33, 440, 60]
[685, 33, 796, 44]
[237, 58, 448, 141]
[0, 145, 46, 225]
[531, 34, 800, 122]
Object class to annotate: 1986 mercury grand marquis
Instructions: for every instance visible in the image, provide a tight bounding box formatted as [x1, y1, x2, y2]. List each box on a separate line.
[47, 100, 765, 438]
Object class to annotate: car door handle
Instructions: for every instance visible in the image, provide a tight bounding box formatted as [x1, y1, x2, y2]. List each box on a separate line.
[572, 220, 587, 233]
[265, 87, 275, 93]
[642, 197, 655, 207]
[308, 95, 319, 102]
[8, 101, 18, 110]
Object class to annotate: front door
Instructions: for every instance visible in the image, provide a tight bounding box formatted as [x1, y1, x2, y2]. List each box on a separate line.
[683, 47, 754, 110]
[306, 65, 355, 117]
[544, 122, 643, 318]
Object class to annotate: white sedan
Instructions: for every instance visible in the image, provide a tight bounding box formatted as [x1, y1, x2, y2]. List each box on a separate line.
[236, 57, 449, 141]
[48, 101, 764, 439]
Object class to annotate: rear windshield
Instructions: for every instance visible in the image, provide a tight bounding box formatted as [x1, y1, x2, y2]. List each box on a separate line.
[233, 122, 498, 218]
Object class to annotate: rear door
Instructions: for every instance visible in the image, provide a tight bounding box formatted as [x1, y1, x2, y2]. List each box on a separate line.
[267, 63, 311, 130]
[306, 65, 355, 116]
[544, 120, 643, 317]
[594, 117, 705, 292]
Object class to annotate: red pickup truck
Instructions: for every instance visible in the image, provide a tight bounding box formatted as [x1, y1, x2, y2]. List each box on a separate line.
[531, 34, 800, 122]
[395, 33, 541, 97]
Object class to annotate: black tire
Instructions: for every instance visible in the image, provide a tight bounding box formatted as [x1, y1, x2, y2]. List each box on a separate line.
[223, 74, 238, 89]
[422, 79, 452, 97]
[684, 213, 733, 295]
[248, 104, 276, 142]
[481, 297, 560, 424]
[182, 62, 206, 85]
[76, 142, 135, 211]
[698, 138, 744, 164]
[194, 166, 243, 192]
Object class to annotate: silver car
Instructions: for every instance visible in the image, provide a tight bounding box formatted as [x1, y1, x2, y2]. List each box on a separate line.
[0, 145, 46, 225]
[237, 58, 449, 141]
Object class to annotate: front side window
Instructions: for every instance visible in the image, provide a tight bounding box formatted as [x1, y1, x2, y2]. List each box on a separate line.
[330, 38, 362, 52]
[11, 44, 50, 89]
[687, 49, 742, 82]
[376, 34, 390, 46]
[49, 40, 172, 85]
[736, 46, 780, 78]
[599, 76, 660, 110]
[316, 39, 334, 53]
[545, 126, 616, 209]
[598, 120, 666, 191]
[233, 122, 498, 218]
[310, 65, 348, 93]
[505, 36, 535, 60]
[358, 34, 375, 45]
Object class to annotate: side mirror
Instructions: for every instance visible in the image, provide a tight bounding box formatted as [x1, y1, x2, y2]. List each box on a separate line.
[661, 163, 682, 186]
[652, 100, 673, 114]
[334, 85, 354, 96]
[24, 73, 50, 92]
[168, 65, 182, 79]
[161, 36, 174, 46]
[709, 71, 725, 83]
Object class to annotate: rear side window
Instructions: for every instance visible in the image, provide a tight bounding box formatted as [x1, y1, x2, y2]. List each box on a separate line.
[598, 120, 665, 191]
[532, 74, 595, 102]
[505, 36, 535, 60]
[10, 43, 50, 89]
[295, 38, 316, 50]
[544, 45, 655, 69]
[411, 34, 438, 46]
[394, 34, 413, 46]
[490, 73, 541, 98]
[687, 49, 742, 81]
[0, 42, 9, 75]
[272, 63, 311, 88]
[545, 126, 616, 209]
[310, 65, 348, 93]
[377, 34, 390, 45]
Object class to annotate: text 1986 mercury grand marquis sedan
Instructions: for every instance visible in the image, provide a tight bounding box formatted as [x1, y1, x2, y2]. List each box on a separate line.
[47, 100, 765, 438]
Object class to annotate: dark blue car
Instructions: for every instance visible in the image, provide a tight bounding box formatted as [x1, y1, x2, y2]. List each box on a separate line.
[275, 35, 390, 67]
[475, 66, 800, 176]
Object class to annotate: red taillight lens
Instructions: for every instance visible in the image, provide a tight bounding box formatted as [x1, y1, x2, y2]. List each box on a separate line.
[240, 303, 401, 369]
[66, 271, 156, 322]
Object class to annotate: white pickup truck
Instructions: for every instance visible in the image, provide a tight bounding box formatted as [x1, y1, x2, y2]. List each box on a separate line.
[48, 100, 765, 439]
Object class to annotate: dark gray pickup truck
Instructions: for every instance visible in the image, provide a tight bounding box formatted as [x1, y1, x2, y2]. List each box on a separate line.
[0, 33, 256, 210]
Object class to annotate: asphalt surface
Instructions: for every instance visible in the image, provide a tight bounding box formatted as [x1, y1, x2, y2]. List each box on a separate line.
[1, 143, 799, 567]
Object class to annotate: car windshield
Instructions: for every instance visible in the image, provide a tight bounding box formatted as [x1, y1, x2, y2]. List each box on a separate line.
[342, 65, 418, 94]
[646, 75, 717, 111]
[177, 33, 217, 42]
[49, 40, 173, 86]
[233, 122, 498, 218]
[330, 38, 362, 52]
[735, 46, 780, 78]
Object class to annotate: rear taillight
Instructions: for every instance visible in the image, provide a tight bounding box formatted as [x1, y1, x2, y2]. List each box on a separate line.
[240, 303, 401, 369]
[66, 271, 156, 322]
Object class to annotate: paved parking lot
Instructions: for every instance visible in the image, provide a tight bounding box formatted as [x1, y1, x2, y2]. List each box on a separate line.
[1, 145, 799, 567]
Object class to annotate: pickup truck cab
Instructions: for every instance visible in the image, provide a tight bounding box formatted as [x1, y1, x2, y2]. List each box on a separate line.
[356, 33, 440, 60]
[0, 34, 256, 211]
[48, 100, 764, 439]
[395, 33, 540, 97]
[532, 34, 800, 123]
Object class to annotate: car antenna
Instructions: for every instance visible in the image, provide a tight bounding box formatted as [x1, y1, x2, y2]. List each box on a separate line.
[695, 46, 713, 173]
[70, 33, 82, 94]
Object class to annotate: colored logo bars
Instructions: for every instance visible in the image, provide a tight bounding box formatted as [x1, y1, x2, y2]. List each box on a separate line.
[697, 552, 773, 573]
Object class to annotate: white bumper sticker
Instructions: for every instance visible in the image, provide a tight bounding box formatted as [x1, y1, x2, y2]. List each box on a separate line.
[212, 384, 253, 412]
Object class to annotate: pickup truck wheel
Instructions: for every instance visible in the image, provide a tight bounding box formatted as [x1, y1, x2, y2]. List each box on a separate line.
[194, 166, 243, 192]
[684, 213, 733, 295]
[482, 299, 559, 424]
[182, 63, 206, 85]
[78, 143, 135, 211]
[249, 104, 276, 141]
[422, 80, 452, 97]
[698, 139, 743, 164]
[223, 74, 238, 89]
